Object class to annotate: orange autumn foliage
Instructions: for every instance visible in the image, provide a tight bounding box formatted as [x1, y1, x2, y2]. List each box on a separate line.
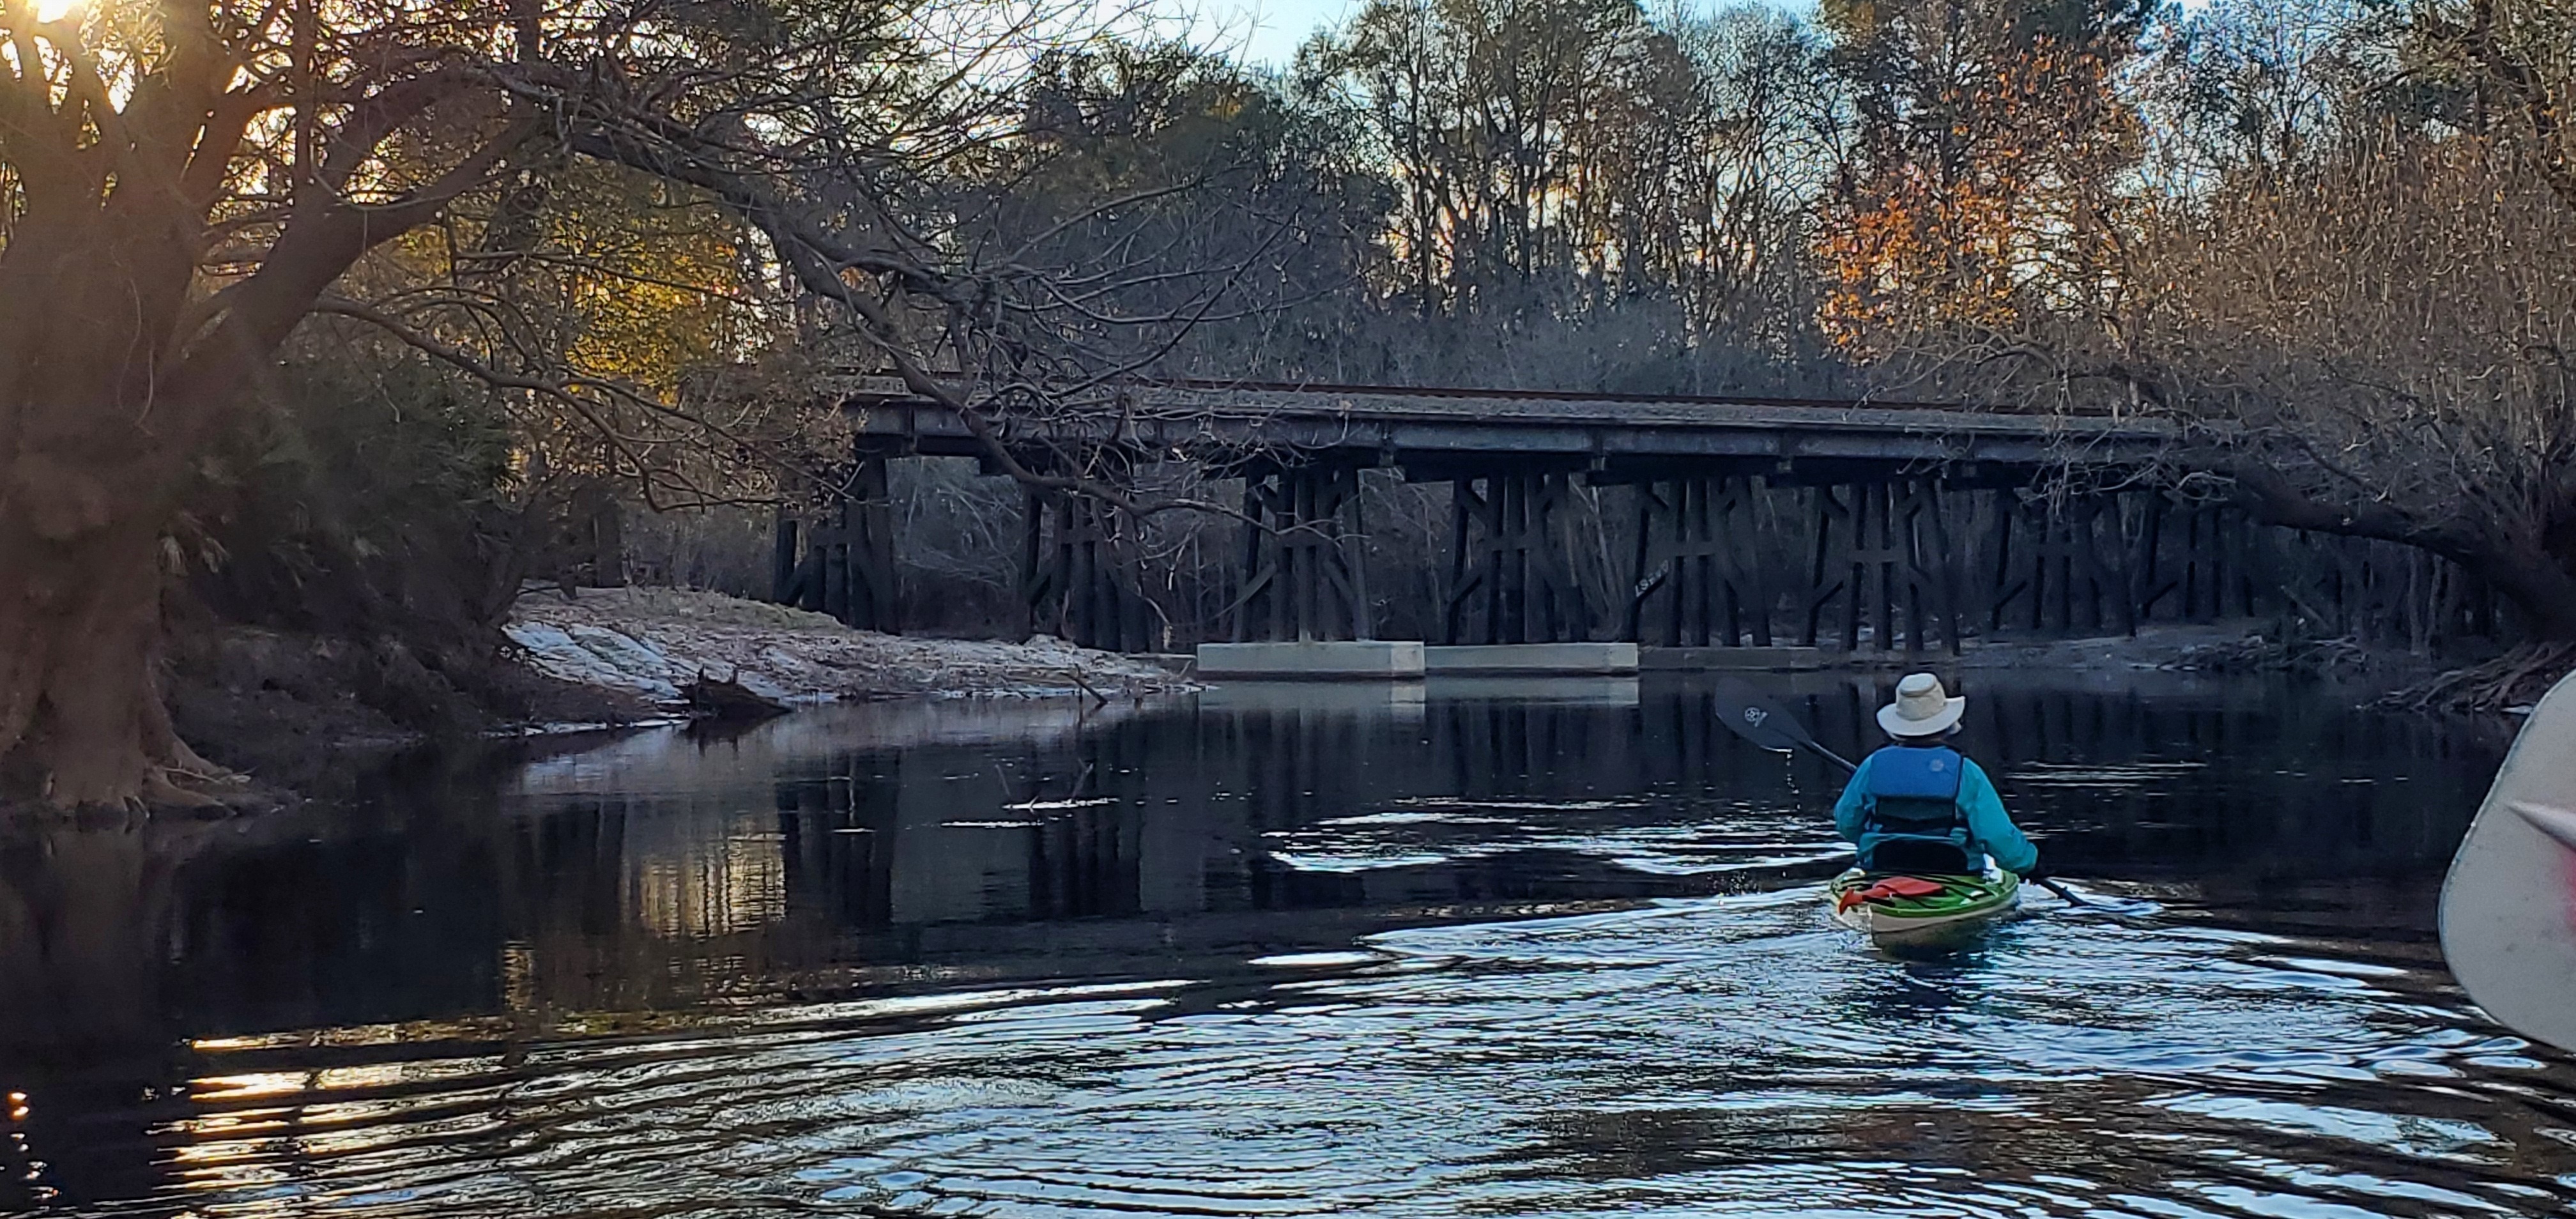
[1820, 24, 2143, 351]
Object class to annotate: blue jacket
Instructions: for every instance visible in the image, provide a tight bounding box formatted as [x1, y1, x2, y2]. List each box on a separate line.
[1832, 746, 2038, 875]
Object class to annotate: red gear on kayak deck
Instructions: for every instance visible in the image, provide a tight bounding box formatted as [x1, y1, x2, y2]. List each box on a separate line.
[1835, 875, 1945, 912]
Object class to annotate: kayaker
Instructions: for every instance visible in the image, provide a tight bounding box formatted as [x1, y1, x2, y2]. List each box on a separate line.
[1831, 673, 2041, 879]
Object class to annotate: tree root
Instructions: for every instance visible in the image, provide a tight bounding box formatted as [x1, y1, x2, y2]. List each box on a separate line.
[139, 769, 229, 811]
[2380, 642, 2576, 716]
[22, 746, 253, 816]
[2163, 631, 2368, 675]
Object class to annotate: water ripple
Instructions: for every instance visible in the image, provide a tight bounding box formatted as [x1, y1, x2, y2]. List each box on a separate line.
[45, 889, 2554, 1218]
[2, 677, 2554, 1217]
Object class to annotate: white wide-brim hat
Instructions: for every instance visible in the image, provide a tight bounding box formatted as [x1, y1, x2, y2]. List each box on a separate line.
[1877, 672, 1966, 738]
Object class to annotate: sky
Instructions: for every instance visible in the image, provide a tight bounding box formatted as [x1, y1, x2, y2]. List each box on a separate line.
[1146, 0, 1816, 69]
[1146, 0, 2207, 71]
[1135, 0, 1357, 69]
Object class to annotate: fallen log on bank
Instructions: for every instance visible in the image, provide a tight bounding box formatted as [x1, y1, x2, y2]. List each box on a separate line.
[684, 670, 792, 721]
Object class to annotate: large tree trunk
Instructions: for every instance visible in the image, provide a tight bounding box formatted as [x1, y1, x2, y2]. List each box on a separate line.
[0, 230, 228, 809]
[0, 462, 224, 809]
[2465, 543, 2576, 641]
[0, 6, 550, 809]
[0, 139, 497, 814]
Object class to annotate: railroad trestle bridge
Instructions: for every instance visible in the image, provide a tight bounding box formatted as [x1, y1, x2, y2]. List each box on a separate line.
[771, 380, 2487, 656]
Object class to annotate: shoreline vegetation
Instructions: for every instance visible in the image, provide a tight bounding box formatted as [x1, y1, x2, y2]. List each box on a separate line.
[0, 592, 2516, 826]
[121, 586, 2557, 825]
[135, 588, 1199, 818]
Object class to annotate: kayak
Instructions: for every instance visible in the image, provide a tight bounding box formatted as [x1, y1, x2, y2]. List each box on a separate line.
[2440, 669, 2576, 1053]
[1829, 868, 2020, 937]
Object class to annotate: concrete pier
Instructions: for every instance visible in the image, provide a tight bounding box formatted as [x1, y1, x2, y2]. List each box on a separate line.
[1195, 641, 1427, 680]
[1423, 642, 1640, 676]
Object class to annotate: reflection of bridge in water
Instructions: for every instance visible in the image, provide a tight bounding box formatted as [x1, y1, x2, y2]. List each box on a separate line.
[776, 381, 2490, 654]
[494, 680, 2489, 1013]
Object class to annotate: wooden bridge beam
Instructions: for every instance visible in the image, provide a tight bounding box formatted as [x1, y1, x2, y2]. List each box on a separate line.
[1226, 461, 1375, 643]
[1022, 487, 1153, 651]
[782, 388, 2508, 654]
[1984, 489, 2140, 639]
[1623, 474, 1773, 647]
[775, 451, 898, 632]
[1442, 469, 1592, 645]
[1800, 478, 1963, 654]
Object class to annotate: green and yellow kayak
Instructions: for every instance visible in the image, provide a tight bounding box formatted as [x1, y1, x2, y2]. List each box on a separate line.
[1828, 868, 2020, 937]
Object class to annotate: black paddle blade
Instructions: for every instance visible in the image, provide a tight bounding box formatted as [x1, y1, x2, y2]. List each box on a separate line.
[2030, 877, 2092, 907]
[1711, 677, 1814, 755]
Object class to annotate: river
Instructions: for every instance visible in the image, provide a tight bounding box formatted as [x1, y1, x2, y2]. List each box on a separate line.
[3, 671, 2566, 1217]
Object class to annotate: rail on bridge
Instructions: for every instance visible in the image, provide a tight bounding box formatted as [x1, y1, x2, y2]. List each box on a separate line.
[768, 380, 2497, 656]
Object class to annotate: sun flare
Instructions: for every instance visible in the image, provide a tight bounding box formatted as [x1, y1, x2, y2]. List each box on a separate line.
[33, 0, 79, 24]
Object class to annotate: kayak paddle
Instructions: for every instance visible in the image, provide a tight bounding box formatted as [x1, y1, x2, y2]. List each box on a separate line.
[1710, 677, 1855, 770]
[1710, 677, 2090, 907]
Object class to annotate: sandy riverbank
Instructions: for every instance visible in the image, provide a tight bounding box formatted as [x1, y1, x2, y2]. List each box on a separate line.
[505, 586, 1197, 707]
[1956, 621, 2395, 673]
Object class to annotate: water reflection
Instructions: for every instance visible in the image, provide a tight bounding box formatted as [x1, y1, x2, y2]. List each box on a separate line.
[0, 671, 2552, 1216]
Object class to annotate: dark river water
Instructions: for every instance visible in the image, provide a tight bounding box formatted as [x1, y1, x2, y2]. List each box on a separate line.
[3, 671, 2566, 1218]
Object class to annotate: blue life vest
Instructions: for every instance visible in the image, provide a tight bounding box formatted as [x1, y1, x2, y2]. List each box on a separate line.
[1860, 746, 1970, 873]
